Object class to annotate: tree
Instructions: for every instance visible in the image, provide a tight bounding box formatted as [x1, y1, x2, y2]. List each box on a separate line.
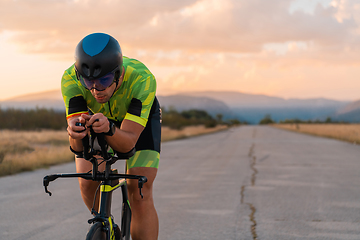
[216, 114, 223, 123]
[259, 114, 275, 125]
[325, 117, 332, 123]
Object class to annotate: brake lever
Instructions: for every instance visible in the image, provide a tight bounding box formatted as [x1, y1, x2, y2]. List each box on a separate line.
[138, 176, 148, 199]
[43, 175, 59, 196]
[44, 186, 52, 196]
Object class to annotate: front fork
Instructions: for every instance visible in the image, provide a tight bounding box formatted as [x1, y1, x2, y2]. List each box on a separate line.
[88, 178, 128, 240]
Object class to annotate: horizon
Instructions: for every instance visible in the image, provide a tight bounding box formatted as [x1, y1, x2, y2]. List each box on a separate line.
[1, 0, 360, 102]
[0, 88, 354, 103]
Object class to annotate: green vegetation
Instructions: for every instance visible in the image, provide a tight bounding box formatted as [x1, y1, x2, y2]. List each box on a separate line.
[278, 117, 348, 124]
[0, 107, 243, 131]
[161, 107, 242, 129]
[259, 114, 275, 125]
[0, 108, 67, 130]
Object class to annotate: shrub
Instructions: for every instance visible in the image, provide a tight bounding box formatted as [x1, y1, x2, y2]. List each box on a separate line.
[259, 114, 275, 125]
[161, 108, 219, 129]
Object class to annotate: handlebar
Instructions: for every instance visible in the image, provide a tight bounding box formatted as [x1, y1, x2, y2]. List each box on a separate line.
[44, 172, 147, 197]
[43, 120, 147, 197]
[75, 122, 136, 161]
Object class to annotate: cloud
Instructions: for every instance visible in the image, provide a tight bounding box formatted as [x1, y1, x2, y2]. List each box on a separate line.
[1, 0, 360, 100]
[0, 0, 197, 57]
[1, 0, 358, 56]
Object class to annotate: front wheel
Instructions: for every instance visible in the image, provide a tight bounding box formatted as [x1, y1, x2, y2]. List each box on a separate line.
[114, 224, 121, 240]
[86, 222, 107, 240]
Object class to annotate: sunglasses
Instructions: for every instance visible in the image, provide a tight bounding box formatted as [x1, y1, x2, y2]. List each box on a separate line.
[75, 66, 119, 91]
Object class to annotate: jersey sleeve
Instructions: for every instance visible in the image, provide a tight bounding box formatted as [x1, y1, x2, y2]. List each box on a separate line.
[61, 65, 88, 119]
[124, 67, 157, 127]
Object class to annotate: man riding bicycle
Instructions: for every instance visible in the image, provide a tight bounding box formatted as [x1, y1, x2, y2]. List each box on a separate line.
[61, 33, 161, 240]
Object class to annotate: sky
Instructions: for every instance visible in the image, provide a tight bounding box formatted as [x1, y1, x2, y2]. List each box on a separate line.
[0, 0, 360, 101]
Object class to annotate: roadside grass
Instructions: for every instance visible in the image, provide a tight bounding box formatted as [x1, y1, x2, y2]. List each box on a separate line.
[0, 130, 73, 176]
[273, 124, 360, 144]
[0, 125, 229, 177]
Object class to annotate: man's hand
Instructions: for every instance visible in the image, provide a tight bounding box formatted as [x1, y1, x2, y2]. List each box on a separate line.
[67, 115, 89, 139]
[82, 113, 110, 134]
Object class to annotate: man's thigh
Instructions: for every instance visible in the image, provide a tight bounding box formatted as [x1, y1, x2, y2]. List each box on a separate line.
[126, 150, 160, 169]
[75, 156, 106, 173]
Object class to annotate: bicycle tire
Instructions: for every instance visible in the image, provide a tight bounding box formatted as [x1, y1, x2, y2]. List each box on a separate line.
[114, 224, 121, 240]
[121, 202, 131, 240]
[86, 222, 107, 240]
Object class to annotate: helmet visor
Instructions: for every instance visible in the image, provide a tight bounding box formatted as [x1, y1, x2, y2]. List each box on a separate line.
[75, 65, 120, 91]
[76, 71, 115, 91]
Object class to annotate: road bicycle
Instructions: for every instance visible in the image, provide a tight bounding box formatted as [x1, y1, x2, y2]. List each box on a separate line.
[43, 124, 147, 240]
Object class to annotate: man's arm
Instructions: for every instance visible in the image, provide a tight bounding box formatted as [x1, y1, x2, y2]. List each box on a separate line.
[67, 115, 89, 152]
[83, 113, 144, 153]
[108, 119, 144, 153]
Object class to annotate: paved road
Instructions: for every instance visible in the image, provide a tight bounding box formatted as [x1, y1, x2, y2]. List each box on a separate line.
[1, 126, 360, 239]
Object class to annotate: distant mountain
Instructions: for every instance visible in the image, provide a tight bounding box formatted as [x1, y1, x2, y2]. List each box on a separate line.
[5, 89, 63, 101]
[0, 90, 235, 119]
[332, 100, 360, 122]
[0, 89, 355, 124]
[335, 100, 360, 115]
[184, 91, 350, 109]
[0, 89, 64, 110]
[157, 95, 234, 118]
[182, 91, 351, 123]
[185, 91, 284, 108]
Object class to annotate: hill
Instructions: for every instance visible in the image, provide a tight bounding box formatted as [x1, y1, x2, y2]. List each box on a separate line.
[184, 91, 349, 109]
[5, 89, 63, 101]
[156, 95, 234, 119]
[0, 89, 355, 124]
[332, 99, 360, 122]
[0, 90, 234, 119]
[0, 89, 64, 110]
[184, 91, 350, 123]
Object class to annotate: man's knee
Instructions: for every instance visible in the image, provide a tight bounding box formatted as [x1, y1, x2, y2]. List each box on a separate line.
[78, 178, 99, 194]
[76, 156, 103, 194]
[128, 179, 153, 202]
[127, 167, 157, 202]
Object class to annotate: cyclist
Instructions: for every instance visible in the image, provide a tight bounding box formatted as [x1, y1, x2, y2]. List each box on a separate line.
[61, 32, 160, 240]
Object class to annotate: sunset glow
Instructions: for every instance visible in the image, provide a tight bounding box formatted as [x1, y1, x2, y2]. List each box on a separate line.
[0, 0, 359, 101]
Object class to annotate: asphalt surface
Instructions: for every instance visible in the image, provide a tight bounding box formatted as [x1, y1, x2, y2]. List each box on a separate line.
[1, 126, 360, 240]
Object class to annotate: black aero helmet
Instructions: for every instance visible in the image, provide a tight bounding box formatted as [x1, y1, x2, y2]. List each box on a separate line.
[75, 33, 123, 80]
